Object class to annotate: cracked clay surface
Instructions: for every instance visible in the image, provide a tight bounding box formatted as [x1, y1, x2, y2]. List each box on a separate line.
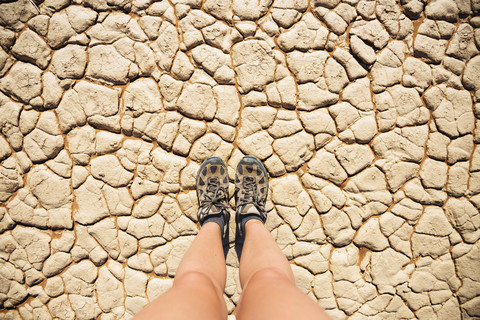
[0, 0, 479, 319]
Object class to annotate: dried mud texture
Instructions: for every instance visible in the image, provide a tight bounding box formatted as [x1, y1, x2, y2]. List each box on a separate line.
[0, 0, 480, 319]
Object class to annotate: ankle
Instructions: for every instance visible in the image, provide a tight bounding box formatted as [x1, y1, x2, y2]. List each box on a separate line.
[244, 218, 264, 229]
[201, 214, 226, 238]
[241, 215, 264, 235]
[202, 220, 222, 231]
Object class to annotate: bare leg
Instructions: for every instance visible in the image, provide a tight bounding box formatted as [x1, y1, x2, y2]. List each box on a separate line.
[134, 223, 227, 320]
[236, 220, 330, 320]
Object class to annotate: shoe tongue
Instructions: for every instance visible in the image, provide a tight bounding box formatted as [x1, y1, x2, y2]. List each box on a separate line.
[209, 204, 223, 215]
[242, 204, 260, 215]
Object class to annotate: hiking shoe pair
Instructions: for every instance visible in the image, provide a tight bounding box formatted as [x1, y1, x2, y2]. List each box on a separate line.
[196, 156, 268, 245]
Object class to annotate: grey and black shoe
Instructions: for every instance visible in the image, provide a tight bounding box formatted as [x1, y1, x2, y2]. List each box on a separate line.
[235, 155, 269, 253]
[196, 157, 230, 239]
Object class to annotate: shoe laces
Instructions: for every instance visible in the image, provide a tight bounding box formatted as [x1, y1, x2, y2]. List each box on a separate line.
[238, 177, 264, 211]
[199, 177, 228, 215]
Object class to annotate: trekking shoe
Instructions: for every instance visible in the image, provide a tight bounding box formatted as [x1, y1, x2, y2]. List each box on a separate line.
[235, 155, 269, 245]
[196, 157, 230, 238]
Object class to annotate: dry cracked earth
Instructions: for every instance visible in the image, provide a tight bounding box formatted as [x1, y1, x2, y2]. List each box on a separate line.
[0, 0, 480, 319]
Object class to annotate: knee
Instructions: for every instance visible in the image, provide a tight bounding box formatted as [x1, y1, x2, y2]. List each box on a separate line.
[172, 271, 228, 318]
[244, 268, 292, 288]
[175, 271, 218, 290]
[175, 271, 227, 300]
